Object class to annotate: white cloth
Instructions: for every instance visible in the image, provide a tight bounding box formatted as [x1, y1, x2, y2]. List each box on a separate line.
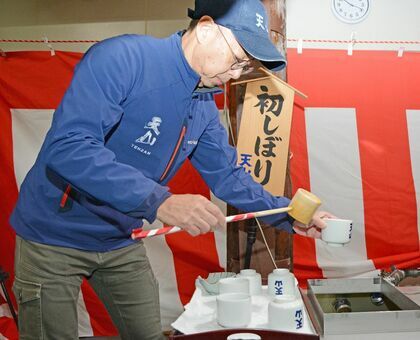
[171, 284, 316, 335]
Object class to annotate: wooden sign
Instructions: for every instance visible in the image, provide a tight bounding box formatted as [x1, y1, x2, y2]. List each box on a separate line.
[236, 77, 295, 196]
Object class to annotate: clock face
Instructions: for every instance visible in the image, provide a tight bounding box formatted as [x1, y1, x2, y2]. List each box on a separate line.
[332, 0, 370, 24]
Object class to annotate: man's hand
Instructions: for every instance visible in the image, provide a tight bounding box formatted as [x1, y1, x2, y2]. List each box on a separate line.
[156, 194, 226, 236]
[292, 210, 336, 239]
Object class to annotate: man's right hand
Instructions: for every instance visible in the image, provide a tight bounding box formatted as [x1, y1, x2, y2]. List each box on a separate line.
[156, 194, 226, 236]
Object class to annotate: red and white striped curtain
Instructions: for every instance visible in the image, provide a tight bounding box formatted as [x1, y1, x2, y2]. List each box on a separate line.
[1, 48, 419, 339]
[289, 49, 420, 283]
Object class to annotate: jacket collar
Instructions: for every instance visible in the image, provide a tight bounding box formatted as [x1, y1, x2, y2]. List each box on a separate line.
[172, 31, 201, 93]
[194, 86, 223, 95]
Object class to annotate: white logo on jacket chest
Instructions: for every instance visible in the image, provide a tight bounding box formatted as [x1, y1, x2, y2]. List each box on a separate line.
[136, 117, 162, 146]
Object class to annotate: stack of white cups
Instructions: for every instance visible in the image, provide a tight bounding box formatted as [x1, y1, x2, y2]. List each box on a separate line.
[267, 268, 304, 332]
[236, 269, 262, 295]
[215, 268, 304, 332]
[216, 269, 262, 328]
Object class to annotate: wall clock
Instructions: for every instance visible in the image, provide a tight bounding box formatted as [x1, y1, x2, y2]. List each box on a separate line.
[331, 0, 371, 24]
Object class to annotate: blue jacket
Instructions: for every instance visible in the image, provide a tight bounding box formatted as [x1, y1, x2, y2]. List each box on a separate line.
[10, 32, 292, 251]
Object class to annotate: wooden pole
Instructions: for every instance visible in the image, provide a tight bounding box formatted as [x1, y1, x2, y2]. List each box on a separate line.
[227, 0, 293, 278]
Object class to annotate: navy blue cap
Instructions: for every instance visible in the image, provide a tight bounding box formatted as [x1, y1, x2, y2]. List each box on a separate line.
[188, 0, 286, 71]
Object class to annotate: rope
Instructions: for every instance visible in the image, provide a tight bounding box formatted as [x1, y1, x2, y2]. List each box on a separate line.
[1, 38, 420, 45]
[288, 38, 420, 45]
[0, 39, 99, 43]
[255, 217, 277, 269]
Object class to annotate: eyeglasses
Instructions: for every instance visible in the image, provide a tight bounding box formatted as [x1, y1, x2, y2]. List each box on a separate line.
[217, 25, 254, 75]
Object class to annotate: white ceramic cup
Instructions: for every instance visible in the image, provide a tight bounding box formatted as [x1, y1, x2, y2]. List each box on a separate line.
[218, 277, 250, 295]
[217, 293, 251, 328]
[321, 218, 353, 247]
[267, 268, 295, 297]
[268, 295, 304, 332]
[236, 269, 262, 295]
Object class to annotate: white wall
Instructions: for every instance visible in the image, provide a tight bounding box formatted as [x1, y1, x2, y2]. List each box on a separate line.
[286, 0, 420, 51]
[0, 20, 190, 53]
[0, 0, 193, 53]
[1, 0, 418, 53]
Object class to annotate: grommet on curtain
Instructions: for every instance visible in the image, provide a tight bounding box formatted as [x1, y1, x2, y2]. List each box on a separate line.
[347, 32, 356, 56]
[42, 36, 55, 56]
[297, 38, 303, 54]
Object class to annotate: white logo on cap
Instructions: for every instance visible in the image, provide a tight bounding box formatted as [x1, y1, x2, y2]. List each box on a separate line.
[256, 13, 268, 32]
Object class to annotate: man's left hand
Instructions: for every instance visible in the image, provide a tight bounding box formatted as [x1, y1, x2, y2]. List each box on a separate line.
[292, 210, 336, 239]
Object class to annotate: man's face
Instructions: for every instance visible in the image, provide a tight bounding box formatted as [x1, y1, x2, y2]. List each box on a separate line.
[195, 23, 254, 87]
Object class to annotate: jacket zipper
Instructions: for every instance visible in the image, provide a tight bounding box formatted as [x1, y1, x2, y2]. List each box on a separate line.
[58, 184, 73, 212]
[159, 125, 187, 182]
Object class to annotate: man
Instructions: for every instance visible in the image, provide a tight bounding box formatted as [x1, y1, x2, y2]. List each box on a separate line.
[10, 0, 332, 339]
